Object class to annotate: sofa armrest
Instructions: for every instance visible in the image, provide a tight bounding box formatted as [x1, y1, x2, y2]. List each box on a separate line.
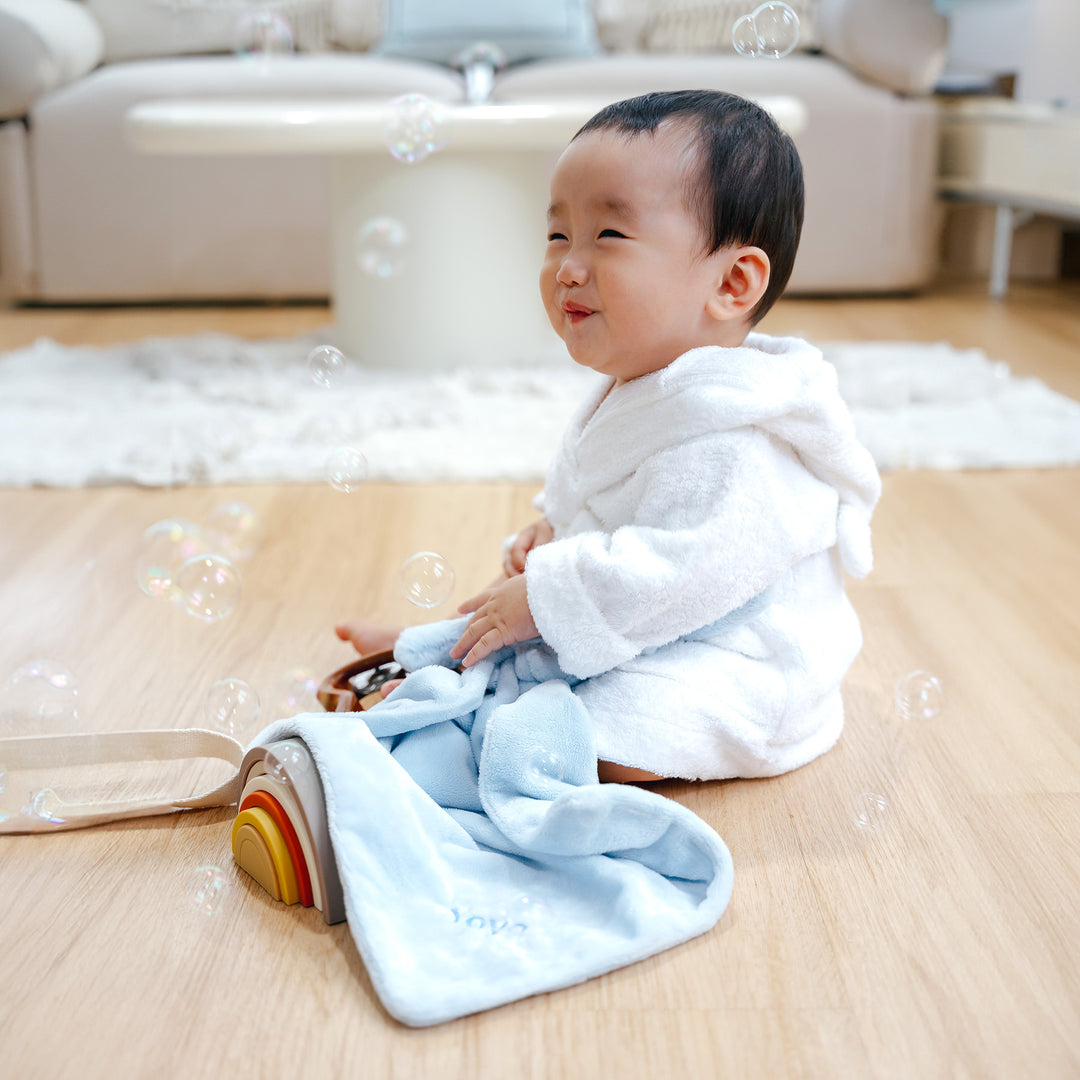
[0, 0, 105, 120]
[816, 0, 947, 95]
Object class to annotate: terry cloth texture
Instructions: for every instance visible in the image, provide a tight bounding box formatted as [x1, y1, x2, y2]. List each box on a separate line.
[253, 616, 734, 1027]
[524, 334, 882, 781]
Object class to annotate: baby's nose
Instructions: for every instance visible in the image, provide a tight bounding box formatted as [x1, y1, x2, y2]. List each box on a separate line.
[556, 254, 588, 287]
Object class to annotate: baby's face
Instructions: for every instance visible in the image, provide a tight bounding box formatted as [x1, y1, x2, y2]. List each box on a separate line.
[541, 125, 731, 383]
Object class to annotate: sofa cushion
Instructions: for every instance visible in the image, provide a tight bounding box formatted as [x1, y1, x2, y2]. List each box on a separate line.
[815, 0, 947, 95]
[327, 0, 383, 50]
[0, 0, 104, 119]
[84, 0, 332, 61]
[374, 0, 600, 67]
[595, 0, 819, 54]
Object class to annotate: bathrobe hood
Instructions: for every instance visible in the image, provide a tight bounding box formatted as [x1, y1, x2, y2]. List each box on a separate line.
[727, 334, 880, 578]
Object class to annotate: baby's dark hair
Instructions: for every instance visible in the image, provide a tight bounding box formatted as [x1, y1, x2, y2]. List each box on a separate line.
[574, 89, 804, 325]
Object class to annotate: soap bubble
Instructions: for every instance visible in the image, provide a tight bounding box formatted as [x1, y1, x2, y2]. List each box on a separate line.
[264, 741, 311, 785]
[205, 502, 263, 563]
[274, 668, 319, 718]
[136, 518, 208, 599]
[509, 893, 553, 949]
[187, 865, 233, 916]
[0, 660, 80, 734]
[752, 1, 801, 56]
[176, 554, 241, 622]
[306, 345, 347, 389]
[384, 92, 449, 164]
[894, 670, 945, 720]
[853, 792, 890, 831]
[355, 216, 409, 278]
[30, 788, 66, 826]
[233, 10, 295, 58]
[528, 748, 566, 787]
[398, 552, 455, 609]
[326, 446, 369, 493]
[205, 678, 260, 738]
[732, 1, 800, 58]
[731, 13, 763, 55]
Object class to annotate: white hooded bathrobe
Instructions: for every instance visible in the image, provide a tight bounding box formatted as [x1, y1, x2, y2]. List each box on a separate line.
[523, 335, 882, 781]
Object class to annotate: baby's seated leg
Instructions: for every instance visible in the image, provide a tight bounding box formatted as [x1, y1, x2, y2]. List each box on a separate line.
[334, 620, 403, 656]
[597, 761, 665, 784]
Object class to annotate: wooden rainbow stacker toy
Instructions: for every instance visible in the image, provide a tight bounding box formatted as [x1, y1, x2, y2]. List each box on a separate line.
[231, 651, 404, 923]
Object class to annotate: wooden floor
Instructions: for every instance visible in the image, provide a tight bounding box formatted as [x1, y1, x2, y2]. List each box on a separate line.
[0, 283, 1078, 1078]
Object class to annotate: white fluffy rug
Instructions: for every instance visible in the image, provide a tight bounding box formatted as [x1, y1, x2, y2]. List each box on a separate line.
[2, 331, 1079, 486]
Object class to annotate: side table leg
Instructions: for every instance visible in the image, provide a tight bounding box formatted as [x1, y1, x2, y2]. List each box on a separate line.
[990, 203, 1014, 300]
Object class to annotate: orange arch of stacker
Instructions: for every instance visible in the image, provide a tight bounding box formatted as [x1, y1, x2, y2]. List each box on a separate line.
[240, 788, 314, 908]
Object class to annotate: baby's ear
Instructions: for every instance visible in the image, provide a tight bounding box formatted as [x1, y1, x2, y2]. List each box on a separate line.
[706, 246, 771, 323]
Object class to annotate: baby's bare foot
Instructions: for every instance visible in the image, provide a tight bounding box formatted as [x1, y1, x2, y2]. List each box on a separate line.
[334, 620, 403, 656]
[379, 678, 405, 699]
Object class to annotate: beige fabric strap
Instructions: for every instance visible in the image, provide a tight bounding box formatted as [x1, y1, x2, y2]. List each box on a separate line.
[0, 728, 245, 834]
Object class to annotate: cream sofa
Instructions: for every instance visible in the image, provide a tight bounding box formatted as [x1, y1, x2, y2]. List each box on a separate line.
[0, 0, 948, 304]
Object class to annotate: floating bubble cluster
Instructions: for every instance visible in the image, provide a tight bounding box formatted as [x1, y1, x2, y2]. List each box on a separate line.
[894, 670, 945, 720]
[137, 509, 261, 622]
[232, 10, 295, 58]
[326, 446, 369, 493]
[176, 555, 241, 622]
[853, 792, 890, 831]
[205, 501, 263, 563]
[205, 678, 260, 738]
[306, 345, 347, 389]
[188, 865, 232, 916]
[732, 1, 800, 58]
[355, 217, 409, 278]
[383, 92, 449, 164]
[399, 552, 455, 609]
[0, 660, 80, 734]
[135, 518, 208, 599]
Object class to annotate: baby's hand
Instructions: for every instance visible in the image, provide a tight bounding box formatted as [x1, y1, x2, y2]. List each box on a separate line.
[450, 574, 538, 668]
[503, 518, 555, 577]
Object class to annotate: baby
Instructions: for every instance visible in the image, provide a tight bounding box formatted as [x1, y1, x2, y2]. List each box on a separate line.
[337, 89, 880, 784]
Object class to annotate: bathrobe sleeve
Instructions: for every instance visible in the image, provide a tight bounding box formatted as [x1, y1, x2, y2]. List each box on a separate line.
[524, 426, 841, 680]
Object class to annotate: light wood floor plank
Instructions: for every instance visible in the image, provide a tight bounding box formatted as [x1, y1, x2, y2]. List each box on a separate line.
[1, 283, 1078, 1078]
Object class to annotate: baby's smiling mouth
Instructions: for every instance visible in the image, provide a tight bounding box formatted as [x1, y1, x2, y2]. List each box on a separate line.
[562, 301, 594, 324]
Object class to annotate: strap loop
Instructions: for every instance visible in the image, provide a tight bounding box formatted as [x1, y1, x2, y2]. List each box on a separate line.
[0, 728, 245, 834]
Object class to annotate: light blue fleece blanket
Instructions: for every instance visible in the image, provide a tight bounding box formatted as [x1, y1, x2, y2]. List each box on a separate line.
[254, 617, 734, 1026]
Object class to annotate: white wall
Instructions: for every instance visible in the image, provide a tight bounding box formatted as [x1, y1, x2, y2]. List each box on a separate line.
[945, 0, 1080, 106]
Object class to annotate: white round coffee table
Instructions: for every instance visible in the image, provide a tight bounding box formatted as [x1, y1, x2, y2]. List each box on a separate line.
[126, 97, 807, 369]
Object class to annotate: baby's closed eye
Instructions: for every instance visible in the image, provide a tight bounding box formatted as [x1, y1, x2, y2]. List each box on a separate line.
[599, 229, 627, 239]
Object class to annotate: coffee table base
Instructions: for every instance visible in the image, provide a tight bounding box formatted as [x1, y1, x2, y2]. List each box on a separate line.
[330, 150, 564, 369]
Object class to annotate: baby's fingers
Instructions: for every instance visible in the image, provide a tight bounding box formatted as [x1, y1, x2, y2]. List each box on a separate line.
[461, 627, 506, 668]
[457, 590, 491, 616]
[507, 544, 528, 574]
[449, 617, 485, 660]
